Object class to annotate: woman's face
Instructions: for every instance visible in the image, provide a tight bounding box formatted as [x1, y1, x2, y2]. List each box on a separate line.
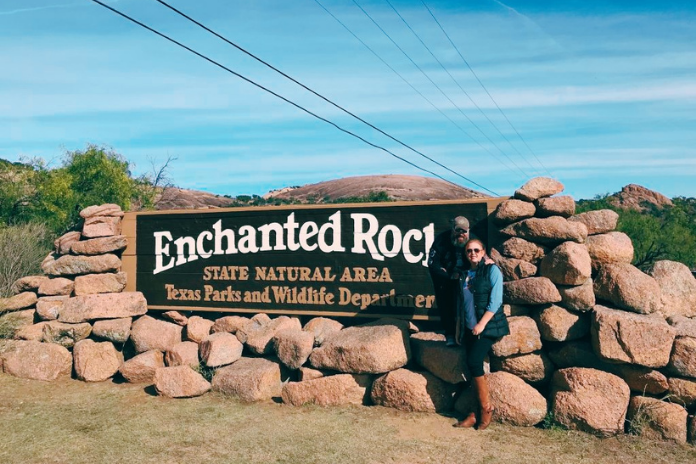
[465, 242, 485, 265]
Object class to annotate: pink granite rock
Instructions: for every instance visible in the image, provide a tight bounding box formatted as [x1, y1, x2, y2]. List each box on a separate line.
[80, 204, 124, 218]
[12, 275, 49, 294]
[42, 254, 121, 277]
[130, 315, 183, 353]
[539, 242, 591, 286]
[514, 177, 564, 201]
[492, 199, 536, 225]
[42, 321, 92, 348]
[282, 374, 373, 406]
[212, 357, 282, 402]
[36, 296, 69, 320]
[236, 315, 301, 355]
[0, 292, 37, 313]
[154, 366, 211, 398]
[491, 351, 554, 384]
[410, 332, 468, 384]
[119, 350, 164, 384]
[501, 217, 587, 245]
[185, 316, 214, 344]
[370, 368, 457, 413]
[54, 231, 82, 255]
[164, 341, 200, 368]
[15, 321, 49, 341]
[73, 272, 127, 295]
[273, 328, 314, 370]
[162, 311, 189, 326]
[569, 210, 619, 235]
[668, 377, 696, 409]
[594, 263, 662, 314]
[669, 337, 696, 379]
[627, 396, 687, 443]
[535, 304, 590, 342]
[610, 364, 669, 395]
[303, 317, 344, 346]
[82, 216, 122, 238]
[1, 340, 72, 381]
[92, 317, 131, 343]
[535, 195, 575, 218]
[586, 232, 634, 270]
[503, 277, 562, 305]
[59, 292, 147, 323]
[557, 280, 595, 312]
[211, 315, 250, 334]
[200, 332, 243, 368]
[649, 260, 696, 318]
[491, 316, 542, 357]
[37, 278, 74, 296]
[500, 237, 548, 263]
[73, 339, 123, 382]
[71, 235, 128, 256]
[491, 249, 537, 281]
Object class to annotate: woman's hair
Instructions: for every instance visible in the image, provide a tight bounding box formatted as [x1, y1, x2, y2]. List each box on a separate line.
[464, 238, 485, 251]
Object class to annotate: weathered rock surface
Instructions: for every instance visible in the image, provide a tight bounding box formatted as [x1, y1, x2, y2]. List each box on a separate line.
[491, 316, 542, 357]
[569, 210, 619, 235]
[211, 315, 250, 334]
[535, 304, 590, 342]
[165, 341, 200, 368]
[59, 292, 147, 323]
[36, 296, 68, 320]
[594, 263, 662, 314]
[501, 217, 587, 245]
[608, 184, 673, 212]
[15, 321, 50, 341]
[592, 305, 676, 368]
[539, 242, 591, 286]
[1, 340, 72, 381]
[303, 317, 344, 346]
[11, 275, 49, 294]
[82, 216, 122, 238]
[490, 351, 554, 384]
[119, 350, 164, 383]
[410, 332, 468, 384]
[500, 237, 548, 263]
[42, 321, 92, 348]
[667, 316, 696, 339]
[236, 315, 301, 355]
[282, 374, 373, 406]
[551, 368, 630, 436]
[73, 339, 123, 382]
[185, 316, 214, 344]
[92, 317, 132, 343]
[42, 254, 121, 277]
[154, 366, 211, 398]
[200, 332, 243, 368]
[627, 396, 687, 443]
[648, 260, 696, 318]
[71, 235, 128, 256]
[455, 372, 547, 426]
[504, 277, 562, 305]
[370, 368, 457, 413]
[668, 377, 696, 409]
[309, 319, 411, 374]
[0, 292, 38, 313]
[162, 311, 188, 326]
[535, 195, 575, 218]
[491, 249, 537, 281]
[610, 364, 669, 395]
[54, 231, 82, 255]
[80, 204, 124, 218]
[557, 280, 595, 312]
[669, 337, 696, 379]
[37, 278, 74, 296]
[73, 272, 127, 296]
[586, 232, 634, 270]
[514, 177, 564, 202]
[298, 366, 330, 381]
[492, 199, 536, 225]
[212, 357, 282, 402]
[273, 329, 314, 370]
[130, 315, 183, 353]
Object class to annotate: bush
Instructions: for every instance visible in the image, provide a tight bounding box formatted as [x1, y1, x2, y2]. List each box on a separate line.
[0, 222, 53, 297]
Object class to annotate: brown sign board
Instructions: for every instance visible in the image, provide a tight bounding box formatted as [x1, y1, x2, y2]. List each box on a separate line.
[122, 198, 504, 320]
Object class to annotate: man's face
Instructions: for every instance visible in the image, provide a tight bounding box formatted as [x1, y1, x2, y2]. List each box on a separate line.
[451, 226, 469, 248]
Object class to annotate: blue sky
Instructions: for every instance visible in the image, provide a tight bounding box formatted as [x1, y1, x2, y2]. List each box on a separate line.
[1, 0, 695, 200]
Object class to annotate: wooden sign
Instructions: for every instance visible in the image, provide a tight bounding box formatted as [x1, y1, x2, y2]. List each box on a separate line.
[122, 199, 503, 320]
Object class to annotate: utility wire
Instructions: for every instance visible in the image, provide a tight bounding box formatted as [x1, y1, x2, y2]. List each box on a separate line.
[313, 0, 522, 181]
[385, 0, 540, 175]
[150, 0, 495, 194]
[351, 0, 529, 179]
[420, 0, 553, 176]
[88, 0, 499, 196]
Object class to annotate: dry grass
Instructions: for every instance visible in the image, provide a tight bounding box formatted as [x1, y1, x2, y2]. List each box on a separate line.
[0, 374, 694, 464]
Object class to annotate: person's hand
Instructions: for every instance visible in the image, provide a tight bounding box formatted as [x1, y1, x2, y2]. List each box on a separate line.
[472, 321, 487, 336]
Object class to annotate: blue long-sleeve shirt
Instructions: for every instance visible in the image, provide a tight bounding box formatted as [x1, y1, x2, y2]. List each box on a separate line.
[462, 265, 503, 330]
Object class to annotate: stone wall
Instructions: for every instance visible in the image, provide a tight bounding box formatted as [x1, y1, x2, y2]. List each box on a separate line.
[1, 178, 695, 445]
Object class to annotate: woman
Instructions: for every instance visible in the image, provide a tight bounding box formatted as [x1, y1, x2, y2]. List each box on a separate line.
[454, 238, 509, 430]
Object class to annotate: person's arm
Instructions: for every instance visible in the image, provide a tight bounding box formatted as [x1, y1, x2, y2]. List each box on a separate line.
[427, 246, 449, 279]
[471, 265, 504, 335]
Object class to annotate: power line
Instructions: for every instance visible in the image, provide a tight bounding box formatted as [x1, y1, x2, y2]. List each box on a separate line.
[385, 0, 541, 176]
[351, 0, 529, 179]
[88, 0, 499, 196]
[150, 0, 496, 194]
[420, 0, 553, 176]
[312, 0, 523, 182]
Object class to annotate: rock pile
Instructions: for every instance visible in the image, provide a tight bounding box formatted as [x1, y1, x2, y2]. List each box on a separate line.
[1, 179, 695, 446]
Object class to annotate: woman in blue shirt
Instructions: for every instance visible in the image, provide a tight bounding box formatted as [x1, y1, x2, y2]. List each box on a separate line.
[454, 238, 509, 430]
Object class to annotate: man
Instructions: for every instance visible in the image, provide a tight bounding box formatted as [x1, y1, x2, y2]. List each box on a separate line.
[427, 216, 471, 346]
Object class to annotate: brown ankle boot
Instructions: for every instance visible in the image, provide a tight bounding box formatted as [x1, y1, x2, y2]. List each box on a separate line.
[453, 412, 476, 428]
[474, 376, 493, 430]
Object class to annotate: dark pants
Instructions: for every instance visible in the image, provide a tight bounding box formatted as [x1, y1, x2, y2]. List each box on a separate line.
[465, 331, 497, 378]
[432, 279, 457, 337]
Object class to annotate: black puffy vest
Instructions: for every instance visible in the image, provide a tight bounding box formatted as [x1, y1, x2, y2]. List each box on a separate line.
[471, 263, 510, 339]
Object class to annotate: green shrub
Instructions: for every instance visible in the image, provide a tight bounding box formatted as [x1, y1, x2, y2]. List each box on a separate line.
[0, 222, 53, 297]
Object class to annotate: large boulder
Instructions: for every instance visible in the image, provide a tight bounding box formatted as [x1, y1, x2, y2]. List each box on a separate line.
[648, 260, 696, 318]
[534, 304, 590, 342]
[82, 216, 122, 238]
[370, 368, 457, 413]
[535, 195, 575, 218]
[627, 396, 688, 443]
[503, 277, 562, 305]
[165, 341, 200, 368]
[0, 292, 38, 313]
[73, 272, 127, 296]
[586, 232, 634, 270]
[91, 317, 132, 344]
[36, 296, 68, 321]
[71, 235, 128, 256]
[539, 242, 591, 286]
[410, 332, 468, 384]
[211, 315, 250, 334]
[42, 321, 92, 348]
[80, 204, 124, 218]
[569, 210, 619, 235]
[669, 337, 696, 379]
[199, 332, 243, 368]
[162, 311, 188, 326]
[185, 316, 214, 344]
[454, 372, 547, 426]
[154, 366, 211, 398]
[37, 277, 74, 296]
[119, 350, 164, 383]
[500, 217, 587, 246]
[492, 199, 536, 225]
[557, 280, 595, 312]
[490, 351, 554, 384]
[130, 315, 183, 353]
[593, 263, 662, 314]
[668, 377, 696, 409]
[514, 177, 564, 201]
[309, 319, 411, 374]
[58, 292, 147, 323]
[42, 254, 121, 277]
[73, 339, 123, 382]
[54, 231, 81, 255]
[303, 317, 343, 346]
[551, 368, 630, 436]
[491, 249, 537, 281]
[500, 237, 548, 263]
[11, 275, 49, 294]
[15, 321, 50, 341]
[609, 364, 669, 395]
[272, 329, 314, 370]
[212, 357, 282, 402]
[236, 315, 301, 355]
[490, 316, 542, 357]
[282, 374, 373, 406]
[667, 316, 696, 339]
[592, 305, 676, 368]
[1, 340, 72, 381]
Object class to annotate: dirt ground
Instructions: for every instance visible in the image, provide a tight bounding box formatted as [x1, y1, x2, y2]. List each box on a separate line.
[1, 374, 694, 464]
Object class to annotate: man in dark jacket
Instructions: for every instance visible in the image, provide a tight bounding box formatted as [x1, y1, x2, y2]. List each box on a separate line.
[427, 216, 471, 346]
